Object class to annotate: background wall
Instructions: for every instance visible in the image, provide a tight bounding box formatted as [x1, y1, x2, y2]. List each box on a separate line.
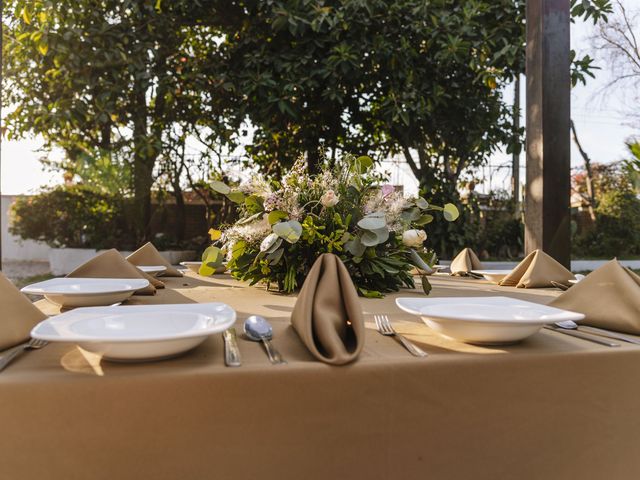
[1, 195, 51, 262]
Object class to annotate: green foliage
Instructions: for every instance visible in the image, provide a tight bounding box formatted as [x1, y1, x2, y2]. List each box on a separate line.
[575, 188, 640, 257]
[217, 154, 457, 297]
[9, 185, 133, 250]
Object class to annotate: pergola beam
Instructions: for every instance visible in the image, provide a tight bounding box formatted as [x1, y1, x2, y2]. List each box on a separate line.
[525, 0, 572, 268]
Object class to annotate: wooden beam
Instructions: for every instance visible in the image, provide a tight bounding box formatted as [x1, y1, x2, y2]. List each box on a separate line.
[525, 0, 571, 268]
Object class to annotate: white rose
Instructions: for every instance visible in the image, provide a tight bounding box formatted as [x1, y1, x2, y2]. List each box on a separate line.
[402, 229, 427, 247]
[321, 190, 339, 207]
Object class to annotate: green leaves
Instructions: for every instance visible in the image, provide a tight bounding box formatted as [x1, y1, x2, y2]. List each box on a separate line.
[357, 212, 386, 230]
[267, 210, 288, 225]
[199, 246, 225, 276]
[272, 220, 302, 243]
[211, 181, 231, 195]
[443, 203, 460, 221]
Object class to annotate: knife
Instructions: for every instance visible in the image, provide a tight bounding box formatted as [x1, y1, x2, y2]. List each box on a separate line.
[576, 325, 640, 345]
[223, 328, 242, 367]
[544, 326, 620, 347]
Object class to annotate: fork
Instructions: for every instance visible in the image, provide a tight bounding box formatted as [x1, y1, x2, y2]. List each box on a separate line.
[0, 338, 49, 372]
[374, 315, 428, 357]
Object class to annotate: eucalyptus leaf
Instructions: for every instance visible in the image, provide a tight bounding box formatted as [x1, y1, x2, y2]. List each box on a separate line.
[210, 180, 231, 195]
[226, 190, 245, 203]
[415, 197, 429, 210]
[345, 237, 366, 257]
[421, 276, 433, 295]
[237, 212, 263, 225]
[260, 233, 280, 252]
[201, 245, 224, 267]
[355, 155, 374, 173]
[401, 208, 421, 222]
[443, 203, 460, 221]
[414, 214, 434, 226]
[357, 212, 386, 230]
[266, 247, 284, 265]
[273, 220, 302, 243]
[267, 210, 288, 225]
[408, 248, 433, 274]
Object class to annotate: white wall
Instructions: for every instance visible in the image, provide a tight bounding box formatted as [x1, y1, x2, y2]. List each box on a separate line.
[1, 195, 52, 262]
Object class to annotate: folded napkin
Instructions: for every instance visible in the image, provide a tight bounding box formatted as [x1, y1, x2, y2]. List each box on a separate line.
[291, 253, 365, 365]
[499, 249, 573, 288]
[126, 242, 183, 277]
[450, 248, 483, 275]
[550, 259, 640, 335]
[67, 249, 161, 295]
[0, 273, 47, 350]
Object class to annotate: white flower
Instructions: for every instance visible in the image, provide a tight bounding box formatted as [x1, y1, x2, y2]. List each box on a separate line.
[321, 190, 339, 207]
[402, 229, 427, 247]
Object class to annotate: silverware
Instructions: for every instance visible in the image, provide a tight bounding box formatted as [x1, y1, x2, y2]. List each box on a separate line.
[550, 281, 570, 291]
[243, 315, 287, 365]
[544, 325, 620, 347]
[0, 338, 49, 372]
[223, 328, 242, 367]
[555, 320, 640, 345]
[374, 314, 428, 357]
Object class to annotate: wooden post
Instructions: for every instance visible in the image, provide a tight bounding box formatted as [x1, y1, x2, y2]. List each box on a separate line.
[512, 75, 521, 219]
[525, 0, 571, 268]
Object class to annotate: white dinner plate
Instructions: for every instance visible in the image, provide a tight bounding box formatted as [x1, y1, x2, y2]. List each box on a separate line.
[21, 278, 150, 308]
[396, 296, 585, 345]
[136, 265, 167, 276]
[180, 261, 226, 274]
[31, 302, 236, 361]
[470, 269, 513, 283]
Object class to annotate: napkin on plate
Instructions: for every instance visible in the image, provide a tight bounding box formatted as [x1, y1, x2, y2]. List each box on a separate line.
[291, 253, 365, 365]
[450, 248, 483, 275]
[0, 272, 47, 350]
[499, 249, 574, 288]
[550, 259, 640, 334]
[126, 242, 183, 277]
[67, 249, 161, 295]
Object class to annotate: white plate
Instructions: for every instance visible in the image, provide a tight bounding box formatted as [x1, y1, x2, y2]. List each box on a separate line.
[470, 269, 513, 283]
[180, 261, 226, 274]
[568, 274, 586, 285]
[136, 265, 167, 276]
[21, 278, 150, 308]
[31, 302, 236, 361]
[397, 296, 585, 345]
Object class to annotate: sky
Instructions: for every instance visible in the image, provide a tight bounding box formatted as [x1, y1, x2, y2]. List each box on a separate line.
[1, 11, 637, 196]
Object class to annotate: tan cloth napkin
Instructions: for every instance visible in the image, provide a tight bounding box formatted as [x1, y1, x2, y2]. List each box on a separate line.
[67, 249, 161, 295]
[499, 249, 573, 288]
[0, 272, 47, 350]
[550, 259, 640, 334]
[126, 242, 183, 277]
[291, 253, 365, 365]
[450, 248, 483, 275]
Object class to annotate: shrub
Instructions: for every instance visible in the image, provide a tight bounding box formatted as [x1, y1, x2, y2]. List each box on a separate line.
[10, 185, 135, 250]
[574, 188, 640, 257]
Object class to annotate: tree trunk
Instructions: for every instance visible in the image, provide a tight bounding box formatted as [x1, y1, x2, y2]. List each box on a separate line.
[306, 138, 321, 174]
[172, 181, 186, 242]
[132, 79, 154, 243]
[570, 120, 596, 222]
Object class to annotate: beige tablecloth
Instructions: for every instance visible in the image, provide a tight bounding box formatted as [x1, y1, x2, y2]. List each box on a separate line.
[2, 274, 640, 480]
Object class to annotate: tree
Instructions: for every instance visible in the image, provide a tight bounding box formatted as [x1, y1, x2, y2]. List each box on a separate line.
[2, 0, 230, 241]
[590, 0, 640, 120]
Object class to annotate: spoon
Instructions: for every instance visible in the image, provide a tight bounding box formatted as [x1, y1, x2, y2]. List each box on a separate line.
[243, 315, 287, 365]
[555, 320, 640, 345]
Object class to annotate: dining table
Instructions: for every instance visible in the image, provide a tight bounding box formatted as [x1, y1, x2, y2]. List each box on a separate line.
[2, 272, 640, 480]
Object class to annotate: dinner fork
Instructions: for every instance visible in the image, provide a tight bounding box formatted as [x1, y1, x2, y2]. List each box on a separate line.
[374, 315, 428, 357]
[0, 338, 49, 372]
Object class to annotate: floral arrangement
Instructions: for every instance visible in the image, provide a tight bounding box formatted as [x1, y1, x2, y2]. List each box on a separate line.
[201, 154, 459, 297]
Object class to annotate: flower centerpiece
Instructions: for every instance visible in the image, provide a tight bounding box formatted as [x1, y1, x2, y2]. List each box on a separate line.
[201, 154, 459, 297]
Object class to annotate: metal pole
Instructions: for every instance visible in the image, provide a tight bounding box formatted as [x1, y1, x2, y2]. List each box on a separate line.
[525, 0, 571, 268]
[512, 75, 521, 219]
[1, 0, 4, 271]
